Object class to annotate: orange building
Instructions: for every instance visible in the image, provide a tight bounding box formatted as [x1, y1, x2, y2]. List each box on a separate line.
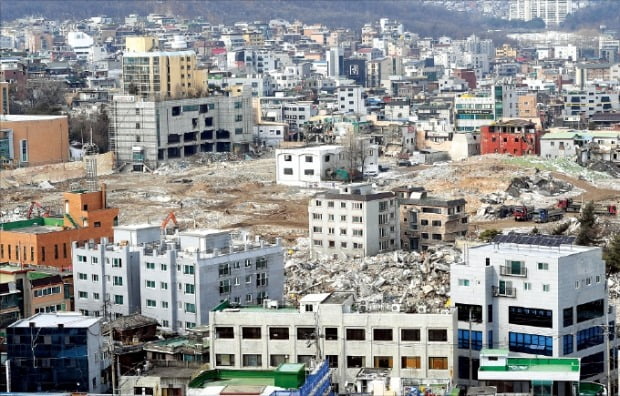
[0, 186, 119, 272]
[0, 114, 69, 167]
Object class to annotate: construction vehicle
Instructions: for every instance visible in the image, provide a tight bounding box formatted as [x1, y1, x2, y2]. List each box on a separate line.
[532, 208, 564, 223]
[513, 205, 534, 221]
[161, 211, 179, 236]
[26, 201, 50, 219]
[593, 204, 617, 216]
[557, 199, 581, 212]
[558, 199, 617, 216]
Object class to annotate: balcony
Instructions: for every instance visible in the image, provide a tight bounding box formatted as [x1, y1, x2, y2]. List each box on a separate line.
[492, 285, 516, 298]
[499, 265, 527, 277]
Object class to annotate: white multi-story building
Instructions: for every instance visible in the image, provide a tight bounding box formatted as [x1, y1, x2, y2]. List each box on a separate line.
[450, 234, 616, 387]
[275, 144, 379, 187]
[509, 0, 574, 26]
[563, 88, 620, 120]
[337, 85, 366, 114]
[209, 292, 456, 393]
[309, 183, 400, 258]
[73, 225, 284, 334]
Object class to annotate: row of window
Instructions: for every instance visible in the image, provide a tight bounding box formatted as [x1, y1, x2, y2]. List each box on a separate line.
[215, 353, 449, 370]
[315, 200, 365, 210]
[311, 213, 366, 223]
[219, 273, 268, 293]
[33, 286, 62, 297]
[313, 240, 364, 249]
[1, 243, 68, 262]
[215, 326, 448, 342]
[218, 258, 267, 276]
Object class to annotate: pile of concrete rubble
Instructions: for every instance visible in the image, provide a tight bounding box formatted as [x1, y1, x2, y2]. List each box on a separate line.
[284, 239, 461, 313]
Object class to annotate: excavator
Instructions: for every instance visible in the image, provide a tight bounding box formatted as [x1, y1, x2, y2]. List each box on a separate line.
[26, 201, 50, 219]
[161, 211, 179, 236]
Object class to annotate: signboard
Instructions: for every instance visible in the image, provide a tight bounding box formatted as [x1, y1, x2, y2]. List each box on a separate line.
[458, 109, 492, 115]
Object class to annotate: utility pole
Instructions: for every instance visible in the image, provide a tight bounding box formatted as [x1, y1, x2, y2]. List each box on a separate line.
[468, 308, 473, 385]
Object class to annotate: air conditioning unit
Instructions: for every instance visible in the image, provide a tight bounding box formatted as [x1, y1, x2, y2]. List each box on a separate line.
[359, 305, 367, 313]
[391, 303, 402, 312]
[417, 305, 427, 314]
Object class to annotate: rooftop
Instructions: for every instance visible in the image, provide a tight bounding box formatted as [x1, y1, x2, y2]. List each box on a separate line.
[0, 114, 67, 122]
[9, 312, 101, 329]
[0, 217, 65, 233]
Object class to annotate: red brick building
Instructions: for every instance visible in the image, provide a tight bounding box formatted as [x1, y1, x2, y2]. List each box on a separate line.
[480, 119, 541, 156]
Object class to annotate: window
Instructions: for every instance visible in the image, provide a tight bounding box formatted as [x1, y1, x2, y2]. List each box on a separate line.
[146, 280, 156, 288]
[538, 262, 549, 270]
[245, 259, 252, 268]
[352, 216, 362, 223]
[524, 282, 532, 290]
[184, 265, 195, 275]
[509, 332, 552, 356]
[146, 299, 156, 308]
[428, 329, 448, 342]
[563, 334, 574, 355]
[216, 327, 234, 338]
[216, 354, 235, 366]
[78, 291, 88, 299]
[374, 356, 393, 368]
[283, 154, 292, 161]
[234, 115, 243, 122]
[577, 326, 604, 351]
[563, 307, 574, 327]
[401, 328, 420, 341]
[242, 354, 262, 367]
[185, 283, 195, 294]
[161, 282, 168, 290]
[112, 258, 122, 268]
[297, 327, 315, 340]
[456, 304, 483, 323]
[509, 306, 552, 328]
[542, 284, 550, 292]
[161, 301, 169, 308]
[347, 356, 365, 368]
[346, 328, 366, 340]
[242, 327, 261, 339]
[304, 169, 314, 175]
[428, 357, 448, 370]
[219, 263, 230, 276]
[78, 273, 88, 280]
[283, 168, 293, 175]
[352, 229, 363, 237]
[458, 279, 470, 286]
[269, 327, 289, 340]
[113, 276, 123, 286]
[458, 329, 482, 350]
[146, 262, 155, 270]
[401, 356, 421, 369]
[219, 279, 231, 294]
[114, 295, 124, 305]
[325, 327, 338, 340]
[373, 328, 393, 341]
[185, 303, 196, 313]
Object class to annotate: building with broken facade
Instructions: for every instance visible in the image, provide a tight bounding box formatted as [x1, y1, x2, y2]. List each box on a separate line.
[275, 143, 379, 187]
[309, 183, 400, 258]
[480, 119, 541, 156]
[209, 292, 456, 394]
[450, 234, 617, 389]
[393, 187, 468, 252]
[72, 224, 284, 333]
[109, 92, 254, 171]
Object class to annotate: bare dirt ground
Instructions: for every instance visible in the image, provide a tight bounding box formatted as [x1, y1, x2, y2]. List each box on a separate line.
[2, 154, 619, 242]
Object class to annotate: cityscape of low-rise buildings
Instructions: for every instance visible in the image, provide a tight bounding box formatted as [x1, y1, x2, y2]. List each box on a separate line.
[1, 1, 620, 395]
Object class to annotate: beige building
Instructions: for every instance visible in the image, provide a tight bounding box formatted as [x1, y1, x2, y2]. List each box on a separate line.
[308, 183, 400, 258]
[394, 187, 468, 252]
[122, 37, 207, 99]
[0, 115, 69, 167]
[517, 93, 538, 118]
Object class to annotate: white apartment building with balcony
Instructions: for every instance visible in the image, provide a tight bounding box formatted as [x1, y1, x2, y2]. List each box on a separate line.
[308, 183, 400, 258]
[73, 225, 284, 334]
[209, 292, 456, 393]
[450, 234, 617, 388]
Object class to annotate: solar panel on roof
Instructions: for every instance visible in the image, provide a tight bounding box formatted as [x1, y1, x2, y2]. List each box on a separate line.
[492, 233, 576, 247]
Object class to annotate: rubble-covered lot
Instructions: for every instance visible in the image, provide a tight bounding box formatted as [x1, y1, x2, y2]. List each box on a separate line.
[285, 239, 458, 312]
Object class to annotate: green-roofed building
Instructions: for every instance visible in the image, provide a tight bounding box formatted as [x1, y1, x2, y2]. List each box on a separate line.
[477, 349, 606, 396]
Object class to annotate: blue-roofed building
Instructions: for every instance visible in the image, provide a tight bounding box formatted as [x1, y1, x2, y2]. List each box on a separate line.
[6, 312, 110, 393]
